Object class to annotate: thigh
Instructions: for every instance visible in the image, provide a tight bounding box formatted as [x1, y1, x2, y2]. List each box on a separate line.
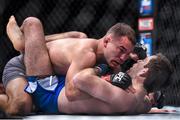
[22, 17, 53, 76]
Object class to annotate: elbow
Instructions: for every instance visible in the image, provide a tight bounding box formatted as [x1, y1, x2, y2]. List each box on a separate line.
[65, 82, 80, 101]
[65, 89, 78, 101]
[73, 73, 85, 90]
[65, 74, 84, 101]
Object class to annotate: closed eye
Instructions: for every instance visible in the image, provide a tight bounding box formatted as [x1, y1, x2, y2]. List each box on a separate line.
[118, 46, 126, 53]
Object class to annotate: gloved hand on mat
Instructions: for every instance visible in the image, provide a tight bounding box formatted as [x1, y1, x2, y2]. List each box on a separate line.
[153, 91, 165, 109]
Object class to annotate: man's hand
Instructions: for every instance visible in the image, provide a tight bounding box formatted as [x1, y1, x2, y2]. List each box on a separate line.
[147, 91, 165, 110]
[95, 64, 111, 76]
[152, 91, 165, 109]
[101, 72, 136, 93]
[95, 64, 135, 93]
[134, 43, 147, 60]
[110, 72, 132, 89]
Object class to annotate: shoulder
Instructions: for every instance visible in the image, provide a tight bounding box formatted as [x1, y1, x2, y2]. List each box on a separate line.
[78, 38, 98, 53]
[78, 48, 97, 65]
[80, 38, 98, 46]
[73, 40, 97, 66]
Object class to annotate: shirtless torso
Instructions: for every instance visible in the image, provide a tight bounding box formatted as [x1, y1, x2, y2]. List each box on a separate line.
[46, 38, 99, 75]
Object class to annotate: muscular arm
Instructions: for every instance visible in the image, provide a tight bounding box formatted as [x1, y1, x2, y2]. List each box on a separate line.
[73, 68, 137, 112]
[65, 51, 97, 101]
[73, 68, 153, 114]
[45, 31, 87, 42]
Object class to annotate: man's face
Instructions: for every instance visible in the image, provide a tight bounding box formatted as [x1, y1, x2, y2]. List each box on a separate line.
[104, 36, 134, 69]
[128, 55, 156, 76]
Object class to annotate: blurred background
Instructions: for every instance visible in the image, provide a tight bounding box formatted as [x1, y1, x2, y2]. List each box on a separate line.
[0, 0, 179, 106]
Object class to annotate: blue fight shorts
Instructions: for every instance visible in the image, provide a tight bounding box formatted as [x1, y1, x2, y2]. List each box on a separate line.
[24, 75, 65, 113]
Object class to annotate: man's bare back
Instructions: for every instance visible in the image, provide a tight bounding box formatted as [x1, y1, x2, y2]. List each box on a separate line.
[46, 38, 99, 75]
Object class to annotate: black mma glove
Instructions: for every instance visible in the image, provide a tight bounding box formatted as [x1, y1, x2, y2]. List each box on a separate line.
[110, 72, 132, 89]
[95, 64, 132, 89]
[121, 43, 147, 72]
[134, 43, 147, 60]
[121, 59, 136, 72]
[153, 91, 165, 109]
[95, 64, 111, 76]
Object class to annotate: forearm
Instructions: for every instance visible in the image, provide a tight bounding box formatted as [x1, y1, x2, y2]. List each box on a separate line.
[45, 31, 87, 42]
[73, 68, 108, 101]
[73, 68, 125, 103]
[65, 67, 98, 101]
[73, 67, 139, 113]
[65, 77, 92, 101]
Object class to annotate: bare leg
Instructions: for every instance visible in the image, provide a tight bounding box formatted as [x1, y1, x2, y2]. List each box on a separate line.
[6, 16, 24, 52]
[6, 16, 87, 52]
[22, 17, 53, 76]
[0, 78, 32, 115]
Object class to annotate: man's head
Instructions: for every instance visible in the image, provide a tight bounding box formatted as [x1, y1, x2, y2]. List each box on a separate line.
[129, 53, 173, 93]
[143, 53, 173, 92]
[103, 23, 136, 69]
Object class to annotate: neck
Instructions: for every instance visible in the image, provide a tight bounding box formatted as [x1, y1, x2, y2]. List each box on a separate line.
[127, 70, 137, 80]
[95, 38, 107, 64]
[132, 77, 148, 100]
[132, 75, 146, 91]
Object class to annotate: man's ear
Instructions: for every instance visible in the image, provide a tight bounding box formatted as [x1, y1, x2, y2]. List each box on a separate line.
[138, 68, 149, 77]
[104, 35, 111, 47]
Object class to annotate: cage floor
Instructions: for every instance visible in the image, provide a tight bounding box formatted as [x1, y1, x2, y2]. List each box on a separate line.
[23, 106, 180, 120]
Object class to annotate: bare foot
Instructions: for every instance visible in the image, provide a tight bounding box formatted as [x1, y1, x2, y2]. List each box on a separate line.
[6, 16, 24, 52]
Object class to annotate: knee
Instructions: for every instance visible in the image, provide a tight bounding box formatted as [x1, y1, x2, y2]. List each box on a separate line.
[23, 17, 42, 28]
[6, 96, 32, 116]
[5, 105, 19, 116]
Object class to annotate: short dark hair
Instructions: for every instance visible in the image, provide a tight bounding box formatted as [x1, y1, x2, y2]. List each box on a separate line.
[144, 53, 174, 93]
[106, 23, 136, 45]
